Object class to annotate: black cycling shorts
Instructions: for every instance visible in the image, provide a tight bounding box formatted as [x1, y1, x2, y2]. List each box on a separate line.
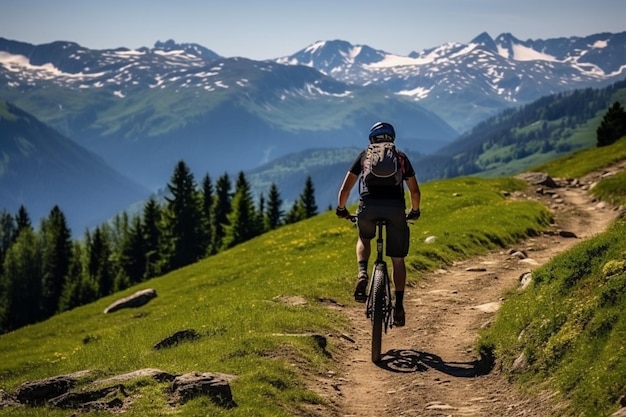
[356, 200, 410, 258]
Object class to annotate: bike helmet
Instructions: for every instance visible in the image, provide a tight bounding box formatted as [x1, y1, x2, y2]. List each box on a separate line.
[368, 121, 395, 143]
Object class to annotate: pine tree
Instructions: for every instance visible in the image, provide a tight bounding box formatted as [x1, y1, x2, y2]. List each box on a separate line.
[0, 228, 43, 331]
[256, 194, 267, 234]
[597, 101, 626, 147]
[284, 200, 306, 224]
[118, 215, 146, 287]
[0, 210, 17, 276]
[15, 205, 32, 237]
[300, 176, 318, 218]
[200, 174, 214, 256]
[40, 206, 72, 317]
[142, 197, 162, 279]
[222, 172, 257, 249]
[212, 173, 232, 252]
[109, 212, 130, 253]
[265, 183, 284, 230]
[58, 242, 98, 312]
[58, 242, 83, 312]
[86, 226, 114, 297]
[163, 161, 204, 270]
[285, 176, 318, 224]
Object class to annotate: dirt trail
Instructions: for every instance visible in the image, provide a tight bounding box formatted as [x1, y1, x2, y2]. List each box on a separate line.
[313, 163, 625, 417]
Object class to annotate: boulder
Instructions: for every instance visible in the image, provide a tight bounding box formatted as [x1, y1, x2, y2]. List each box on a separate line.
[49, 385, 126, 410]
[516, 172, 558, 188]
[95, 368, 176, 385]
[0, 389, 20, 408]
[104, 288, 157, 314]
[153, 329, 200, 350]
[169, 372, 237, 408]
[15, 374, 78, 405]
[5, 368, 238, 412]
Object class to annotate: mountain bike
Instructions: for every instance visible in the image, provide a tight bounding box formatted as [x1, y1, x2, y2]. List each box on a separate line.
[349, 216, 395, 363]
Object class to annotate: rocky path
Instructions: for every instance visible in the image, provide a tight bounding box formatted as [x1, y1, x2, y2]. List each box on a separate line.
[313, 163, 624, 417]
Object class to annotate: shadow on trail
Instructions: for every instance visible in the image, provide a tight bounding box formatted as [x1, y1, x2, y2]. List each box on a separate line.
[377, 348, 495, 377]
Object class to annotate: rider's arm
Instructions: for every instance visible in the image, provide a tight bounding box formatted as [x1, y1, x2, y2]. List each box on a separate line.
[405, 176, 421, 212]
[337, 171, 359, 209]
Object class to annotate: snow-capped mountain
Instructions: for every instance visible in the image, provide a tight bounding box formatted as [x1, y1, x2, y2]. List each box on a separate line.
[277, 32, 626, 131]
[1, 31, 626, 231]
[0, 37, 456, 190]
[1, 31, 626, 188]
[0, 37, 219, 91]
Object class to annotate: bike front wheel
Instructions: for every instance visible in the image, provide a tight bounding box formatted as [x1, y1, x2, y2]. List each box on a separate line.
[370, 265, 386, 363]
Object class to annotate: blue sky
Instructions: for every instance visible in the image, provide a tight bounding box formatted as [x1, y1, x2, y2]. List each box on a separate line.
[2, 0, 625, 60]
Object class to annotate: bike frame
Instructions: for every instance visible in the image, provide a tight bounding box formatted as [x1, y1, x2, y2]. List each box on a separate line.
[365, 219, 394, 331]
[348, 215, 396, 362]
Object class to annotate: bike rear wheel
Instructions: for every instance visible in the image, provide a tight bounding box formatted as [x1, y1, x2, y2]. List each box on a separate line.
[370, 265, 386, 362]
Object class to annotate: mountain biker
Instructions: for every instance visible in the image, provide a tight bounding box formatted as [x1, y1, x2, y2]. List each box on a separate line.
[335, 121, 421, 327]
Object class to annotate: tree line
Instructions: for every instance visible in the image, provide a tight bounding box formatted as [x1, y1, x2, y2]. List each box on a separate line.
[0, 161, 319, 333]
[415, 79, 626, 182]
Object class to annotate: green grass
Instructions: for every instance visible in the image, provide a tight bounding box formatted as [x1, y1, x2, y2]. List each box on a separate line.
[404, 177, 551, 272]
[477, 218, 626, 417]
[532, 136, 626, 179]
[590, 169, 626, 207]
[477, 138, 626, 417]
[0, 176, 551, 416]
[533, 136, 626, 207]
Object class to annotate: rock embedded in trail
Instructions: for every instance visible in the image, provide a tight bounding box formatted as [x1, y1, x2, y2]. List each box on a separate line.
[516, 172, 558, 188]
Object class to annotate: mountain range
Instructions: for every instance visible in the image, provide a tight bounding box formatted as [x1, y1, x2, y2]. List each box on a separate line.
[1, 31, 625, 232]
[0, 36, 457, 189]
[281, 32, 626, 132]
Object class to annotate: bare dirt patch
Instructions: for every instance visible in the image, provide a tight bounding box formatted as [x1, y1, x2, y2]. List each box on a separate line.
[311, 163, 624, 417]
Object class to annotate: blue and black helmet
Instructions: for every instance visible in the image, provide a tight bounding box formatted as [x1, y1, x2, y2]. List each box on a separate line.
[368, 121, 395, 143]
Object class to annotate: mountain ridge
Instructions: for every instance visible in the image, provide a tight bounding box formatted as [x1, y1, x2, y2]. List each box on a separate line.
[0, 100, 149, 234]
[280, 31, 626, 131]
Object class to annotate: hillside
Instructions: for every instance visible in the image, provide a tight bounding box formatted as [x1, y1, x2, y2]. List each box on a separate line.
[414, 78, 626, 182]
[0, 173, 558, 415]
[0, 140, 624, 416]
[0, 101, 149, 234]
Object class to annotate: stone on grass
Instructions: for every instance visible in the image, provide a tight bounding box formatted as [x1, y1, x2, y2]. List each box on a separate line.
[104, 288, 157, 314]
[169, 372, 237, 408]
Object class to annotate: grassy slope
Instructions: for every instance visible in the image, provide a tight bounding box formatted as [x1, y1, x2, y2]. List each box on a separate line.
[0, 177, 551, 416]
[478, 136, 626, 417]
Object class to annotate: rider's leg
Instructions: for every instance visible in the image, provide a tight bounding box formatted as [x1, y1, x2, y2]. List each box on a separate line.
[354, 236, 371, 302]
[391, 257, 406, 326]
[356, 236, 371, 271]
[391, 257, 406, 291]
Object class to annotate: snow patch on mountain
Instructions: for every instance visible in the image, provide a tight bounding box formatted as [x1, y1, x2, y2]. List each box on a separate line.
[509, 43, 557, 62]
[0, 51, 105, 79]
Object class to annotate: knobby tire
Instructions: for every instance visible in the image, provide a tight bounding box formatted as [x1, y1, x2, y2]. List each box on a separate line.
[370, 265, 385, 363]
